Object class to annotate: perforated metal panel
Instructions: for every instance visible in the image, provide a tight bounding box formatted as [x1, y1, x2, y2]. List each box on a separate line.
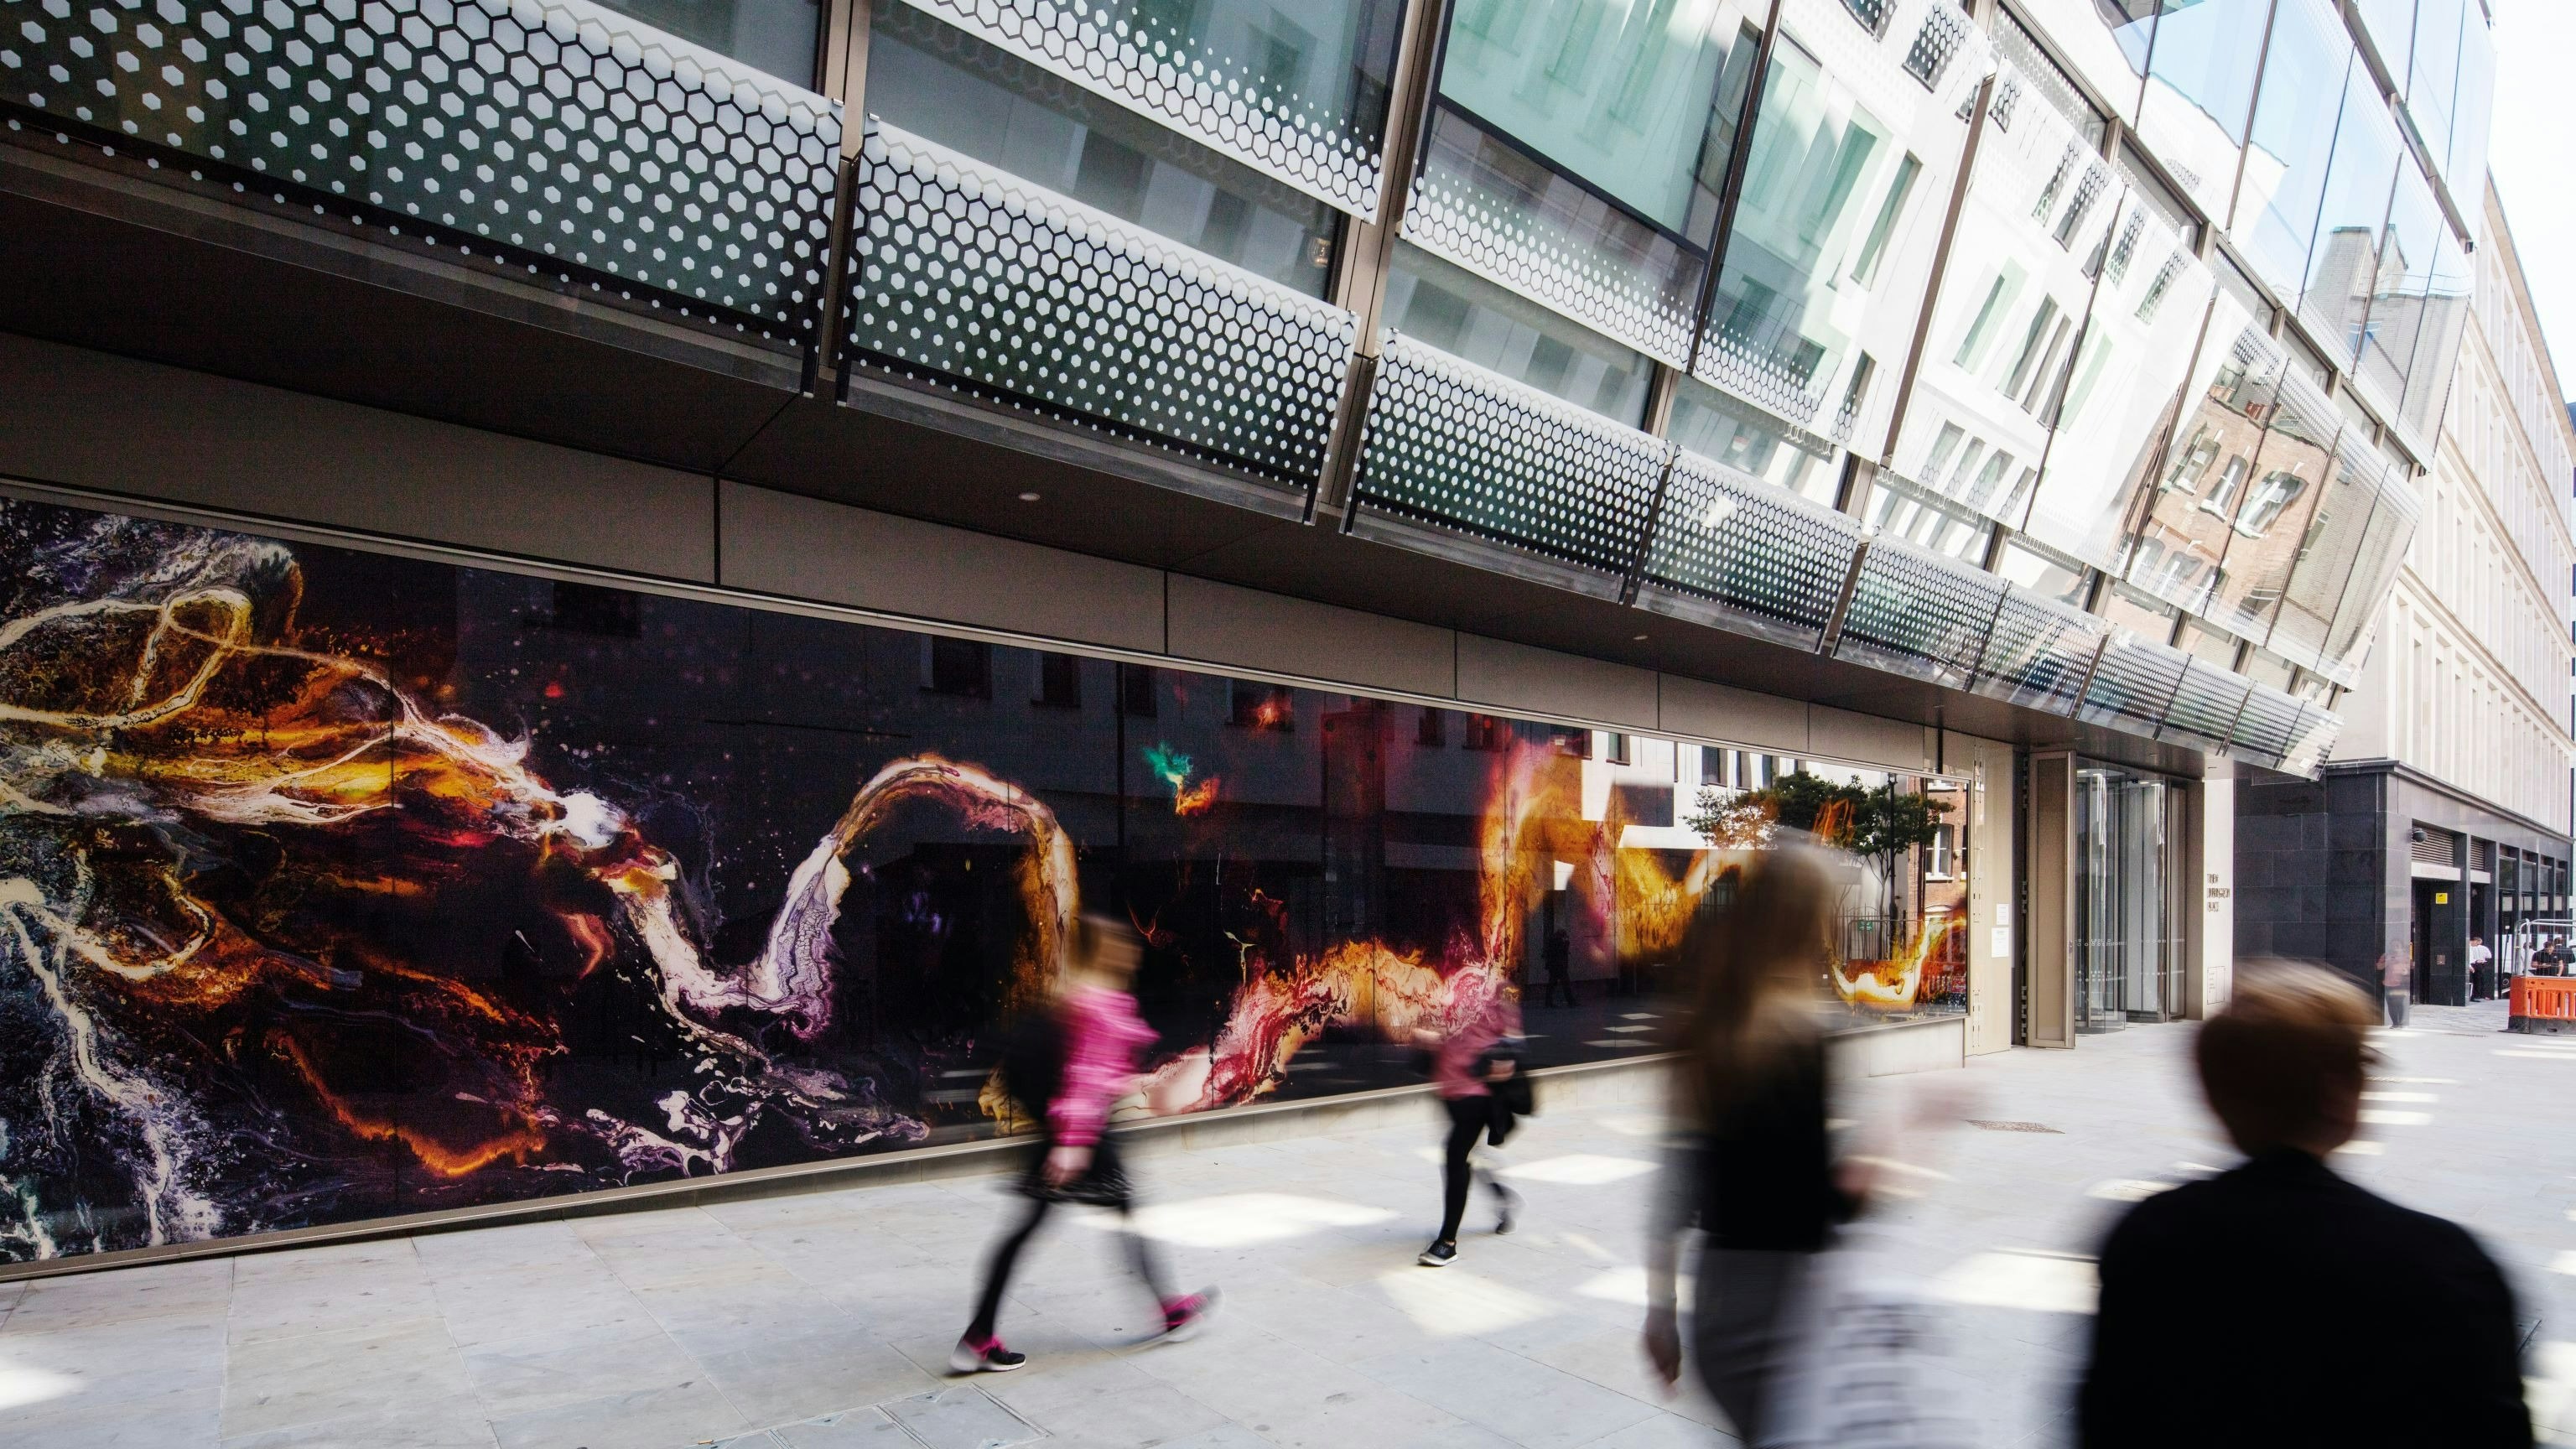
[1832, 533, 2007, 687]
[2158, 658, 2253, 754]
[2229, 683, 2303, 768]
[1636, 449, 1864, 650]
[889, 0, 1384, 219]
[1971, 587, 2105, 714]
[844, 123, 1358, 487]
[3, 0, 842, 335]
[2077, 632, 2189, 735]
[1350, 333, 1670, 587]
[1404, 161, 1696, 368]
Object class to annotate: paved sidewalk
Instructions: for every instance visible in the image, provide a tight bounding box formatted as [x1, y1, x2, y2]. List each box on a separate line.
[3, 1005, 2571, 1448]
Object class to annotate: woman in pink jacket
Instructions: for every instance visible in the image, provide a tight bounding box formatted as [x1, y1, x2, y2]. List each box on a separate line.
[951, 914, 1214, 1374]
[1418, 978, 1526, 1267]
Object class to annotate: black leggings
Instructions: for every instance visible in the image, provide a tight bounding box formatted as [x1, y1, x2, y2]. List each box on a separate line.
[965, 1182, 1173, 1341]
[1436, 1095, 1509, 1244]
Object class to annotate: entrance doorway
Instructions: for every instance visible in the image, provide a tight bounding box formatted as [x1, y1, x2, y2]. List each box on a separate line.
[2410, 879, 2464, 1007]
[2075, 764, 2181, 1032]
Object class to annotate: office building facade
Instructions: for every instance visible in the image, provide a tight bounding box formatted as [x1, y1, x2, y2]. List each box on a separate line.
[2240, 181, 2576, 1008]
[0, 0, 2498, 1265]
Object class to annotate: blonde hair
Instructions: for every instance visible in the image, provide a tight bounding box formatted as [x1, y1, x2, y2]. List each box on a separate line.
[1670, 845, 1835, 1123]
[2197, 958, 2377, 1154]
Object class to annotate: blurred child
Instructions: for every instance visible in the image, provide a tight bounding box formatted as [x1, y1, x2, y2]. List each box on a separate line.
[1416, 978, 1526, 1267]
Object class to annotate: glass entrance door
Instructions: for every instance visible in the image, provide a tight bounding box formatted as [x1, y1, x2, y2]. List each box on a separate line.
[2075, 765, 2181, 1031]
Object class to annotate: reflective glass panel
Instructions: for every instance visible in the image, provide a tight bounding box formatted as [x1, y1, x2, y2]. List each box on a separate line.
[1382, 242, 1657, 423]
[2407, 0, 2464, 181]
[597, 0, 819, 85]
[1862, 469, 1996, 561]
[2233, 0, 2354, 293]
[2324, 470, 2422, 667]
[2132, 0, 2271, 219]
[2101, 581, 2181, 641]
[2267, 428, 2386, 669]
[2020, 181, 2219, 570]
[2355, 0, 2416, 92]
[1436, 0, 1761, 236]
[2201, 387, 2346, 640]
[1409, 8, 1763, 364]
[1996, 534, 2096, 607]
[2119, 320, 2289, 617]
[867, 5, 1340, 293]
[1666, 377, 1844, 506]
[2008, 0, 2157, 117]
[2178, 620, 2242, 667]
[2445, 14, 2495, 218]
[2399, 225, 2473, 442]
[1695, 0, 1981, 439]
[2293, 65, 2402, 366]
[2075, 765, 2182, 1030]
[1889, 64, 2117, 537]
[2351, 158, 2443, 423]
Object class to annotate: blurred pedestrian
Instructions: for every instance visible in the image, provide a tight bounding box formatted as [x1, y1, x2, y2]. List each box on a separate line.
[1642, 847, 1867, 1446]
[1542, 925, 1576, 1007]
[2078, 960, 2528, 1446]
[1416, 979, 1526, 1267]
[2469, 935, 2492, 1000]
[951, 914, 1213, 1374]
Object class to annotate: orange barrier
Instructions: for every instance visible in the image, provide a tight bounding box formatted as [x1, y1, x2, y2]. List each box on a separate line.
[2508, 975, 2576, 1034]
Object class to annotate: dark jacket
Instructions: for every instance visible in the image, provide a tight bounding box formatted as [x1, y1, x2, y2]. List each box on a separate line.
[2080, 1149, 2529, 1448]
[1690, 1032, 1853, 1253]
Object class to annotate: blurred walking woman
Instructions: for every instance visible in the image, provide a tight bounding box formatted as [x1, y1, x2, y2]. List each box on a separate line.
[950, 913, 1213, 1374]
[1641, 847, 1865, 1446]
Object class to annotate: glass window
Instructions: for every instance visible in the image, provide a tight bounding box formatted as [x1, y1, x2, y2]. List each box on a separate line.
[2101, 581, 2181, 641]
[1696, 18, 1950, 434]
[2131, 0, 2272, 220]
[594, 0, 819, 86]
[2007, 0, 2157, 117]
[2399, 226, 2472, 442]
[2233, 0, 2355, 297]
[1411, 3, 1767, 363]
[865, 6, 1340, 294]
[2121, 322, 2288, 617]
[2355, 0, 2417, 92]
[2178, 620, 2243, 667]
[1381, 242, 1657, 423]
[2267, 435, 2387, 669]
[2293, 65, 2401, 367]
[2324, 471, 2421, 666]
[2202, 387, 2344, 640]
[2352, 159, 2444, 421]
[1862, 469, 1996, 562]
[1436, 0, 1763, 237]
[2241, 647, 2298, 690]
[1667, 377, 1842, 506]
[2023, 184, 2219, 569]
[2407, 0, 2465, 182]
[2444, 14, 2495, 218]
[1996, 534, 2096, 607]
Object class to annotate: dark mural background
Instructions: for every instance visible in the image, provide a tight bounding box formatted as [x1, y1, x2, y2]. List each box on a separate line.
[0, 497, 1733, 1264]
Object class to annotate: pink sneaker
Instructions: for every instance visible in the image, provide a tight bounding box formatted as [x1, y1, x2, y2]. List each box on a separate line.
[948, 1333, 1027, 1374]
[1156, 1289, 1218, 1343]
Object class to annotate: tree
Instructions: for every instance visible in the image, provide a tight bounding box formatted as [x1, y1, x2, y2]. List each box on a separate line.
[1842, 782, 1951, 926]
[1688, 770, 1866, 849]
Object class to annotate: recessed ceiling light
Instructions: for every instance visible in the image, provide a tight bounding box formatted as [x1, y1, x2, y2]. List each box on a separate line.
[1017, 491, 1041, 501]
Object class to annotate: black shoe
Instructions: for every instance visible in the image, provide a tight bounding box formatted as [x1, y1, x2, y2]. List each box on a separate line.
[1418, 1239, 1457, 1268]
[948, 1334, 1027, 1374]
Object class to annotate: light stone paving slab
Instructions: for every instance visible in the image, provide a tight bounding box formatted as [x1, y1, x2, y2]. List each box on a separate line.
[4, 1002, 2574, 1446]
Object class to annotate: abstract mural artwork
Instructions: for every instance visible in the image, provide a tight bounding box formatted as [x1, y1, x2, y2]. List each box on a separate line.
[0, 496, 1795, 1264]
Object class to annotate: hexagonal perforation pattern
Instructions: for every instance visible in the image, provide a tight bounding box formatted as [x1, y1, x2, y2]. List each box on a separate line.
[1351, 333, 1670, 583]
[843, 122, 1359, 487]
[890, 0, 1384, 220]
[2078, 632, 2189, 735]
[1971, 587, 2105, 715]
[1833, 533, 2007, 688]
[2158, 658, 2252, 753]
[2230, 681, 2303, 768]
[1638, 449, 1862, 650]
[1404, 162, 1697, 368]
[2, 0, 842, 334]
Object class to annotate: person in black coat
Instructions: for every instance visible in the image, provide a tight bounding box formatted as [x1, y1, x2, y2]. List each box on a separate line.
[2079, 959, 2529, 1447]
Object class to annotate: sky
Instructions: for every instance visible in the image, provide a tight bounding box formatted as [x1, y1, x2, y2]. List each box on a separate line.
[2486, 0, 2576, 401]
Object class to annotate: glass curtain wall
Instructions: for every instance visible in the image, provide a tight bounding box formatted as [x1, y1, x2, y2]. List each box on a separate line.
[2130, 0, 2272, 221]
[2233, 0, 2354, 303]
[2293, 60, 2402, 366]
[865, 4, 1343, 293]
[2075, 763, 2182, 1031]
